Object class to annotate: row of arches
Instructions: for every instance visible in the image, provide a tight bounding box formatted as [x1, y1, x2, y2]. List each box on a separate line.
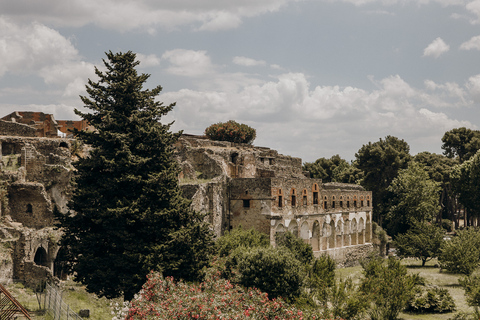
[275, 216, 371, 251]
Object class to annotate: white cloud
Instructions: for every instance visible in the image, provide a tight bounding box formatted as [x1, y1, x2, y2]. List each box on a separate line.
[162, 49, 215, 77]
[466, 74, 480, 103]
[136, 53, 161, 67]
[0, 17, 95, 99]
[233, 56, 267, 67]
[460, 35, 480, 50]
[423, 37, 450, 58]
[0, 0, 293, 32]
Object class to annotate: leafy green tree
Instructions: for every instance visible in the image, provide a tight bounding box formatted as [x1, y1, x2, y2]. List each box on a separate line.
[386, 162, 441, 236]
[360, 256, 417, 320]
[303, 155, 361, 183]
[442, 127, 480, 163]
[204, 120, 256, 144]
[459, 271, 480, 315]
[355, 136, 412, 225]
[393, 223, 444, 266]
[57, 51, 213, 300]
[439, 227, 480, 275]
[413, 152, 458, 225]
[453, 150, 480, 220]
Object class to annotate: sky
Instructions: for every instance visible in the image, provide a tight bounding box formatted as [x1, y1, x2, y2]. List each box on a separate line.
[1, 0, 480, 163]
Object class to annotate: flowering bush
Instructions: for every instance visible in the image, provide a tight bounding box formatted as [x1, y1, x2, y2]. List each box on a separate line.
[126, 270, 307, 320]
[205, 121, 256, 144]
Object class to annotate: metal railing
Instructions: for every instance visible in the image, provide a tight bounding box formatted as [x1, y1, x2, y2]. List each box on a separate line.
[43, 282, 82, 320]
[0, 283, 32, 320]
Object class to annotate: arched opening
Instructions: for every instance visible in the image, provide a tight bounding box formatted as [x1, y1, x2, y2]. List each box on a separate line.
[336, 220, 343, 248]
[288, 220, 298, 237]
[343, 219, 351, 246]
[302, 189, 308, 206]
[358, 217, 365, 245]
[291, 188, 296, 207]
[59, 141, 69, 148]
[328, 220, 336, 249]
[321, 222, 329, 250]
[34, 247, 49, 268]
[312, 221, 320, 251]
[351, 218, 358, 245]
[54, 247, 68, 280]
[274, 224, 285, 247]
[26, 204, 33, 214]
[312, 184, 319, 205]
[300, 221, 309, 243]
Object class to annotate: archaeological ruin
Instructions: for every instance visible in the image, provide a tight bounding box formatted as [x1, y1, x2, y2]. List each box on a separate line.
[0, 112, 374, 285]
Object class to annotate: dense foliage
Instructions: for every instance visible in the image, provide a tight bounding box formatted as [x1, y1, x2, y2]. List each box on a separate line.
[58, 51, 213, 300]
[453, 150, 480, 219]
[360, 256, 417, 320]
[442, 127, 480, 163]
[205, 120, 256, 144]
[126, 271, 306, 320]
[303, 155, 361, 183]
[355, 136, 412, 225]
[386, 162, 441, 236]
[393, 223, 444, 266]
[439, 228, 480, 275]
[405, 287, 456, 314]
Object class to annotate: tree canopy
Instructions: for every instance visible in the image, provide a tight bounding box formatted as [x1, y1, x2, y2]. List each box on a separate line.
[303, 155, 361, 183]
[204, 120, 256, 144]
[441, 127, 480, 163]
[453, 150, 480, 218]
[355, 136, 412, 224]
[386, 162, 440, 236]
[57, 51, 213, 300]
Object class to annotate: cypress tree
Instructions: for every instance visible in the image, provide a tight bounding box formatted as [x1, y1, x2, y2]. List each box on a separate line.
[57, 51, 213, 300]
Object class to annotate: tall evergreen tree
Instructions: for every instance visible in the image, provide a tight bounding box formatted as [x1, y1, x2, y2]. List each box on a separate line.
[57, 51, 213, 300]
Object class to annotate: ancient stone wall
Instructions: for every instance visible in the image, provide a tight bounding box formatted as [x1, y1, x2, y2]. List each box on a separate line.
[0, 121, 37, 137]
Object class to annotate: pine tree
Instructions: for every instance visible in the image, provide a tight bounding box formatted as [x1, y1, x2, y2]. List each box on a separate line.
[57, 51, 213, 300]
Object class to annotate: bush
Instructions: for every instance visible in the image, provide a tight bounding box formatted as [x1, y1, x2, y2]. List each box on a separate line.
[275, 231, 314, 265]
[360, 256, 417, 320]
[215, 226, 270, 257]
[205, 120, 256, 144]
[439, 227, 480, 275]
[406, 286, 456, 313]
[442, 219, 453, 232]
[126, 271, 306, 320]
[236, 246, 304, 300]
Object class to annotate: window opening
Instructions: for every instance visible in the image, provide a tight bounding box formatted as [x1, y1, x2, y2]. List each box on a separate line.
[243, 200, 250, 208]
[313, 192, 319, 205]
[26, 204, 33, 213]
[278, 196, 283, 208]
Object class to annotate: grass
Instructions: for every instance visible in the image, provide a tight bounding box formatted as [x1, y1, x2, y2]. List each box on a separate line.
[4, 280, 119, 320]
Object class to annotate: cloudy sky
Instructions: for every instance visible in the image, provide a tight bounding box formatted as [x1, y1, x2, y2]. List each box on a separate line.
[1, 0, 480, 162]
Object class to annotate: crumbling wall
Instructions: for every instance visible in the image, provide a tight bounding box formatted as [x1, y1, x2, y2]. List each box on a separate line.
[0, 120, 36, 137]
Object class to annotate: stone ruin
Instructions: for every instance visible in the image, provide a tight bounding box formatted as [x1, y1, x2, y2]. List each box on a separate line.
[0, 122, 375, 285]
[176, 134, 374, 266]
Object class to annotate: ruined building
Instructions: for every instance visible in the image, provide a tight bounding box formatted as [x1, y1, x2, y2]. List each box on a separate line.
[0, 115, 373, 284]
[177, 135, 373, 265]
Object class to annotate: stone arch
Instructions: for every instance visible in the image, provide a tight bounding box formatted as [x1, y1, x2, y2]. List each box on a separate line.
[328, 220, 336, 249]
[288, 220, 299, 237]
[54, 247, 68, 280]
[312, 220, 320, 251]
[353, 195, 358, 208]
[365, 212, 372, 243]
[59, 141, 69, 148]
[360, 195, 364, 208]
[26, 203, 33, 213]
[323, 196, 328, 210]
[274, 224, 285, 247]
[34, 246, 49, 268]
[343, 219, 351, 246]
[277, 188, 284, 208]
[339, 196, 344, 209]
[300, 221, 309, 243]
[302, 189, 308, 206]
[336, 219, 343, 248]
[358, 217, 365, 245]
[351, 218, 358, 245]
[332, 195, 336, 209]
[321, 222, 329, 250]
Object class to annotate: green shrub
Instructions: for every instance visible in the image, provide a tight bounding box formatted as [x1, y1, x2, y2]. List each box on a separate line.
[215, 226, 270, 257]
[442, 219, 453, 232]
[360, 256, 417, 320]
[204, 120, 256, 144]
[275, 231, 314, 265]
[406, 286, 456, 313]
[236, 246, 304, 300]
[439, 227, 480, 275]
